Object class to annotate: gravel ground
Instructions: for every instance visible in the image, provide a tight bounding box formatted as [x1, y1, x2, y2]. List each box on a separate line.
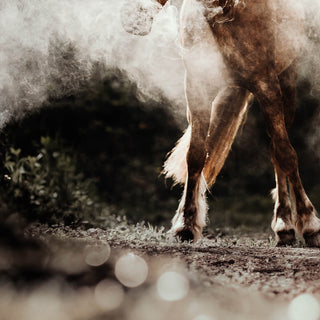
[0, 223, 320, 320]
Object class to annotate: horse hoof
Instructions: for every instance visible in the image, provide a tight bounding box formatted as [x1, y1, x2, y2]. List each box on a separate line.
[303, 230, 320, 247]
[275, 229, 296, 246]
[176, 229, 194, 242]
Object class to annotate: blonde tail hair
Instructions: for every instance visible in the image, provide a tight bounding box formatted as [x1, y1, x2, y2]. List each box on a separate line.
[163, 92, 252, 188]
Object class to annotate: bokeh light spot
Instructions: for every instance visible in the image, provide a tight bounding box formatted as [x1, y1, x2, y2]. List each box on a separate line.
[156, 271, 189, 301]
[115, 253, 148, 288]
[83, 243, 111, 267]
[94, 279, 124, 312]
[26, 286, 67, 320]
[194, 315, 215, 320]
[288, 293, 320, 320]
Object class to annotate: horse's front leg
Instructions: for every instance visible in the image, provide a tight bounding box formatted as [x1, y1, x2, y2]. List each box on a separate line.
[169, 0, 224, 241]
[169, 73, 212, 242]
[271, 63, 297, 246]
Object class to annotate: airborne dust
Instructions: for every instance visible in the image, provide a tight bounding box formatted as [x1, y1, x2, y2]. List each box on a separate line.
[1, 0, 320, 126]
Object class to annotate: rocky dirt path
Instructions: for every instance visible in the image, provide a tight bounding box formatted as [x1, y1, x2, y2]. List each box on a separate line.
[107, 235, 320, 299]
[1, 223, 320, 320]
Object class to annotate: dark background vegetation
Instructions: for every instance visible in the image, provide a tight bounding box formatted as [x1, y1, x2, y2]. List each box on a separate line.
[0, 63, 319, 233]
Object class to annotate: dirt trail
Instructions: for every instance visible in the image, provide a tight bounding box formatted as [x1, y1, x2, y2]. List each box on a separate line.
[1, 224, 320, 320]
[25, 224, 320, 298]
[108, 236, 320, 299]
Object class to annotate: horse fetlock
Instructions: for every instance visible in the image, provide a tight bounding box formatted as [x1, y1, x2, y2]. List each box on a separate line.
[295, 210, 320, 234]
[271, 216, 294, 232]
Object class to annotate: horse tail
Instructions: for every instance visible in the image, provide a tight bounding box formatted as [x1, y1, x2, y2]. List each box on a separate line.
[163, 92, 253, 187]
[162, 125, 191, 185]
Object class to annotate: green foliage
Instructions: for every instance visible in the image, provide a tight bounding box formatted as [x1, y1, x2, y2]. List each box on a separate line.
[2, 136, 99, 224]
[1, 71, 182, 226]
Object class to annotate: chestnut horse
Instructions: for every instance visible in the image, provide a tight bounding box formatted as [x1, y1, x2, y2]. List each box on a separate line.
[123, 0, 320, 246]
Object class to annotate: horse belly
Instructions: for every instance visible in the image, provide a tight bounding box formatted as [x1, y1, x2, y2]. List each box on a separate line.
[272, 0, 305, 73]
[209, 0, 305, 80]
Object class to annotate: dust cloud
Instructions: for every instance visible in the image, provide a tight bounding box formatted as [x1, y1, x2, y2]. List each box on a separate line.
[1, 0, 320, 143]
[0, 0, 185, 126]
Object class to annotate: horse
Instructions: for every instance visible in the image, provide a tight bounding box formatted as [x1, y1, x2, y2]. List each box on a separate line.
[121, 0, 320, 246]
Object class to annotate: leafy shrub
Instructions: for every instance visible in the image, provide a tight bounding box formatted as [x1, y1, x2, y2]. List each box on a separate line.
[2, 136, 99, 224]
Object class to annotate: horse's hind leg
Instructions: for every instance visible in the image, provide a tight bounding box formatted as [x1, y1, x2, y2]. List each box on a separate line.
[271, 164, 296, 245]
[254, 72, 320, 247]
[271, 63, 297, 245]
[280, 65, 320, 246]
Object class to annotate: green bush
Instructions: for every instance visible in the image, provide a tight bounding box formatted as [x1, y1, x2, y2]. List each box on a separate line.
[2, 136, 99, 224]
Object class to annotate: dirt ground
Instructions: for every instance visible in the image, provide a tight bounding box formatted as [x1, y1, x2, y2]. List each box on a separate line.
[1, 223, 320, 320]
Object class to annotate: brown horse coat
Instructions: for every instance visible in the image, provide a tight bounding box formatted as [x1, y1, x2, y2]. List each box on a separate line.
[124, 0, 320, 246]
